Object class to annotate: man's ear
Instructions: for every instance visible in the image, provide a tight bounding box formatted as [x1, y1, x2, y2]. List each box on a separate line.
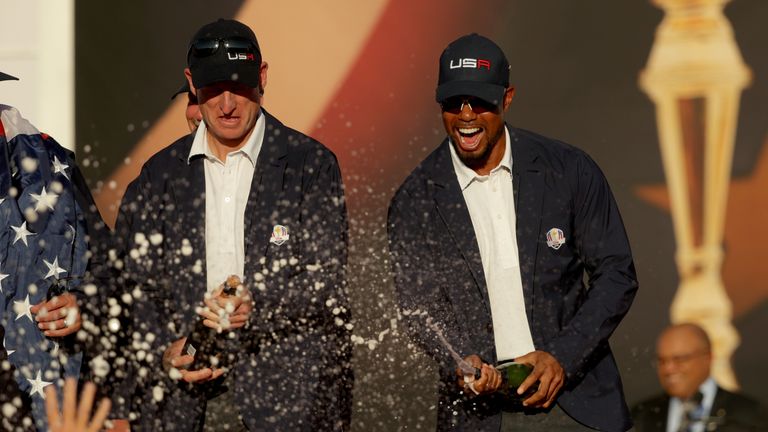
[184, 68, 197, 97]
[259, 62, 268, 95]
[502, 86, 515, 111]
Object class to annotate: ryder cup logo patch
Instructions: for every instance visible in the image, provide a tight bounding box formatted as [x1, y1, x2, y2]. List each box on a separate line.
[270, 225, 290, 246]
[545, 228, 565, 250]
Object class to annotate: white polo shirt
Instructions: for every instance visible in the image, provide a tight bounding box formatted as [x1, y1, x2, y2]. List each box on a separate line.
[187, 110, 266, 293]
[449, 126, 535, 361]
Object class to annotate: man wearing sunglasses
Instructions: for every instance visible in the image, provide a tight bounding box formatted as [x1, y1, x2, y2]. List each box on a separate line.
[632, 323, 767, 431]
[116, 19, 352, 431]
[388, 34, 638, 431]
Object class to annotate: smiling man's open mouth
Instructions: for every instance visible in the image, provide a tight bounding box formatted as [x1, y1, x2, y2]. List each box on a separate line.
[457, 126, 484, 150]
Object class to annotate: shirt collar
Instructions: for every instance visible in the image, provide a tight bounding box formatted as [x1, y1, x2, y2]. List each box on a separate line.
[696, 377, 718, 411]
[449, 125, 512, 190]
[670, 377, 717, 406]
[187, 108, 266, 166]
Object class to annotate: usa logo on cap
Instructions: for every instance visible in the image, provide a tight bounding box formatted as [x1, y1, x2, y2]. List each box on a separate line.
[545, 228, 566, 250]
[270, 224, 290, 246]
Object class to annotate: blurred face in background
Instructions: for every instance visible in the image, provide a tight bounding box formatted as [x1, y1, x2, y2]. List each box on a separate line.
[655, 325, 712, 399]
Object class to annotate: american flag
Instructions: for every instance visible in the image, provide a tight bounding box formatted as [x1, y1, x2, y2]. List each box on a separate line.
[1, 105, 88, 430]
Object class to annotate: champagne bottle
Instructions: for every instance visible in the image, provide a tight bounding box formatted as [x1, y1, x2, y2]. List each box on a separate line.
[496, 361, 537, 401]
[183, 275, 242, 371]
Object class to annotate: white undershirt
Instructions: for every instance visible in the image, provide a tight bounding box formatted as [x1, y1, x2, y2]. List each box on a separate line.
[187, 110, 265, 293]
[449, 126, 535, 361]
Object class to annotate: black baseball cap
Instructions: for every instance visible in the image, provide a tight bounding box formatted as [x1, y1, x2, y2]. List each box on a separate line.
[187, 19, 262, 90]
[436, 34, 510, 107]
[0, 71, 19, 81]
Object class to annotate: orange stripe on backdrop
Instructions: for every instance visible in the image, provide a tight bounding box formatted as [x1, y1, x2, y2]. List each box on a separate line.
[93, 0, 390, 228]
[93, 98, 190, 228]
[307, 0, 501, 211]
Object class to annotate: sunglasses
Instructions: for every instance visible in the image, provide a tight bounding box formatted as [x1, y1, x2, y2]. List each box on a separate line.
[441, 96, 499, 114]
[655, 350, 710, 367]
[187, 37, 259, 61]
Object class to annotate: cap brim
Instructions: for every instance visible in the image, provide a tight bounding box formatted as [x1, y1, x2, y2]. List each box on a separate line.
[190, 62, 261, 90]
[0, 71, 19, 81]
[436, 81, 505, 107]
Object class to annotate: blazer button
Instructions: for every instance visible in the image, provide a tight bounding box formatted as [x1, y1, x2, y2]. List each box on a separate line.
[486, 323, 493, 333]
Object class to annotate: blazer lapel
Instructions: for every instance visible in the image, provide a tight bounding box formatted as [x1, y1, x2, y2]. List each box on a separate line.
[710, 386, 732, 421]
[244, 110, 289, 263]
[429, 141, 491, 314]
[509, 127, 545, 323]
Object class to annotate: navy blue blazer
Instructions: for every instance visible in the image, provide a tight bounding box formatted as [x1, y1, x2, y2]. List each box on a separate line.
[115, 110, 353, 431]
[388, 126, 638, 431]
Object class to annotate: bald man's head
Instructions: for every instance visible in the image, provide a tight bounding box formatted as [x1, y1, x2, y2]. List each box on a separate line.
[655, 323, 712, 399]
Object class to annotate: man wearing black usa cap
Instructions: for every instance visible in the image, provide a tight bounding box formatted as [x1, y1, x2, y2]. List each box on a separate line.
[388, 34, 638, 431]
[116, 19, 352, 430]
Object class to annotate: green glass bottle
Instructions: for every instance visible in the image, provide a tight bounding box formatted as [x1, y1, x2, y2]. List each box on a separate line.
[496, 361, 537, 400]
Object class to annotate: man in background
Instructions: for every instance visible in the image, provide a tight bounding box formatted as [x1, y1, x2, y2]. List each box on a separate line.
[172, 81, 202, 132]
[632, 323, 768, 431]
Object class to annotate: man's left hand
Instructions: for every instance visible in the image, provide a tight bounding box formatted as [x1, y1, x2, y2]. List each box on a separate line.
[197, 286, 253, 332]
[31, 293, 82, 337]
[514, 350, 565, 408]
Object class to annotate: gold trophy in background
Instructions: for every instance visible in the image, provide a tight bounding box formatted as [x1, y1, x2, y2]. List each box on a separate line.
[640, 0, 751, 389]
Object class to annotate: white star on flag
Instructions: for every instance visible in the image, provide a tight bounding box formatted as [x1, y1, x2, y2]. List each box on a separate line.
[30, 185, 58, 212]
[11, 222, 35, 246]
[0, 271, 8, 294]
[26, 370, 53, 399]
[43, 257, 67, 279]
[52, 155, 70, 180]
[2, 336, 14, 357]
[13, 294, 33, 322]
[0, 197, 5, 205]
